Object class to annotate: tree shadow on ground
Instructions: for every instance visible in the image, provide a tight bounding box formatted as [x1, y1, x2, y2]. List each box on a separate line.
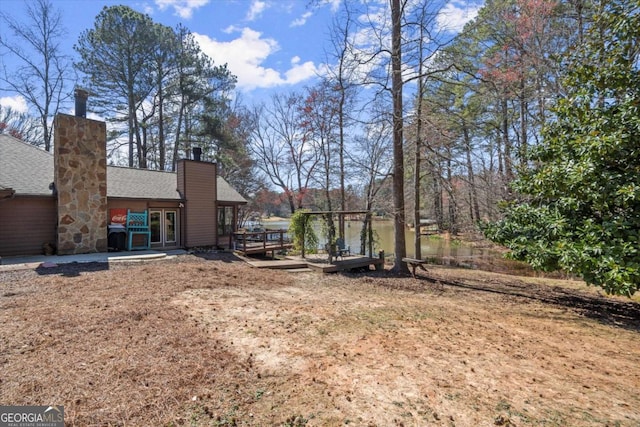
[193, 252, 244, 263]
[35, 261, 110, 277]
[414, 273, 640, 332]
[351, 268, 640, 333]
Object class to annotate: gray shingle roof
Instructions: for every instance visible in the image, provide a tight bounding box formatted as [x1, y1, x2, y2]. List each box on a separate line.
[0, 134, 247, 203]
[0, 134, 55, 195]
[217, 176, 247, 203]
[107, 166, 181, 200]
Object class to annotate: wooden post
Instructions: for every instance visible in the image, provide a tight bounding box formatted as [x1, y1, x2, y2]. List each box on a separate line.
[376, 250, 384, 270]
[368, 218, 374, 258]
[301, 215, 308, 258]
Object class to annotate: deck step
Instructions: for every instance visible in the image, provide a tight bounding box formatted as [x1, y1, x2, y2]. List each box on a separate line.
[109, 253, 168, 262]
[244, 259, 309, 269]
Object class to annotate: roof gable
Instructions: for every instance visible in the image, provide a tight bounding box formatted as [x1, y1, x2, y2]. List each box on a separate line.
[217, 176, 247, 204]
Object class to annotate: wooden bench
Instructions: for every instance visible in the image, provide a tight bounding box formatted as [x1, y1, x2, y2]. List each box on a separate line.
[126, 210, 151, 251]
[402, 257, 428, 278]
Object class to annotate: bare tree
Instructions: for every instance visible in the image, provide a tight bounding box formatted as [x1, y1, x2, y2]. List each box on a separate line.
[347, 105, 393, 256]
[0, 105, 44, 143]
[300, 81, 340, 245]
[0, 0, 72, 151]
[325, 3, 360, 239]
[249, 92, 321, 214]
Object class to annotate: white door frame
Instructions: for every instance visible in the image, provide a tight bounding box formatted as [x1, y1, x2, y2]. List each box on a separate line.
[150, 209, 178, 247]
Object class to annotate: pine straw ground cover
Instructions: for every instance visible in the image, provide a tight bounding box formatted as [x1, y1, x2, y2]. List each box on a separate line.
[1, 253, 639, 426]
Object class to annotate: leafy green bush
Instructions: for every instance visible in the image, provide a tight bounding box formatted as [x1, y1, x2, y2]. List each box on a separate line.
[289, 210, 318, 254]
[484, 5, 640, 296]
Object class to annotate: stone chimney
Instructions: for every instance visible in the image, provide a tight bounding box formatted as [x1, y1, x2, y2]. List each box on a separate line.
[193, 147, 202, 161]
[54, 93, 108, 255]
[74, 88, 89, 118]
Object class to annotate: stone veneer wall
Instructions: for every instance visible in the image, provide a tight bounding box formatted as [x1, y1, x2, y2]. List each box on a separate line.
[54, 114, 108, 255]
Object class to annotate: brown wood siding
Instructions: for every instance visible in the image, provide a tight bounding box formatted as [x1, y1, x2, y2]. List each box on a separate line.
[178, 160, 217, 248]
[107, 200, 148, 212]
[148, 201, 180, 209]
[0, 197, 56, 257]
[177, 165, 185, 246]
[107, 200, 181, 211]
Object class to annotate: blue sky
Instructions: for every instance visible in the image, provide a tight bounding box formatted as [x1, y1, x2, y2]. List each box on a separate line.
[0, 0, 483, 113]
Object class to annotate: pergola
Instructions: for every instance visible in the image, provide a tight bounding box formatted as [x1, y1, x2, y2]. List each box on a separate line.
[297, 210, 374, 263]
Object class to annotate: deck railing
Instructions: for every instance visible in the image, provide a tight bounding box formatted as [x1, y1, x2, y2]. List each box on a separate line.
[232, 229, 292, 254]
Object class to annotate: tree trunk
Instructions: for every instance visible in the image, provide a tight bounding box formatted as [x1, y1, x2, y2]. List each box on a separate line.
[413, 137, 421, 260]
[413, 18, 426, 261]
[339, 91, 346, 240]
[501, 96, 513, 196]
[360, 208, 372, 256]
[391, 0, 408, 273]
[446, 156, 458, 235]
[287, 190, 296, 215]
[432, 166, 443, 231]
[463, 125, 480, 222]
[158, 75, 166, 171]
[128, 92, 135, 168]
[519, 78, 528, 167]
[134, 115, 147, 169]
[172, 99, 185, 171]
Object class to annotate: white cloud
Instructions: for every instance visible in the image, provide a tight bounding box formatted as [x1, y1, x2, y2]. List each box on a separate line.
[155, 0, 210, 19]
[0, 95, 28, 113]
[246, 0, 268, 21]
[285, 58, 318, 84]
[142, 4, 155, 15]
[321, 0, 341, 13]
[290, 11, 313, 27]
[437, 0, 481, 33]
[194, 28, 318, 91]
[222, 25, 238, 34]
[290, 0, 342, 28]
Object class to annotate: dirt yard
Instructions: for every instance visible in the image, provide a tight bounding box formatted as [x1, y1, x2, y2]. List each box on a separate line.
[1, 253, 639, 426]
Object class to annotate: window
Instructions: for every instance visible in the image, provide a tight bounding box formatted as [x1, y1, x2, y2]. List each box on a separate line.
[165, 211, 176, 243]
[217, 206, 234, 236]
[150, 211, 161, 244]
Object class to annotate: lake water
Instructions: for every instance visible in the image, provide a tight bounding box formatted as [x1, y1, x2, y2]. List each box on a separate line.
[261, 219, 509, 268]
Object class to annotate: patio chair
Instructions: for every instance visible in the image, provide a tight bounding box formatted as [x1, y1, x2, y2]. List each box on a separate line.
[126, 210, 151, 251]
[335, 237, 350, 259]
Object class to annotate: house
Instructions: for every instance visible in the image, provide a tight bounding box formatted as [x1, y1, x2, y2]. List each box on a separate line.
[0, 111, 246, 257]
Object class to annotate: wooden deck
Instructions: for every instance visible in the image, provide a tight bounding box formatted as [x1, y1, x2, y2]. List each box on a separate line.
[234, 242, 294, 256]
[233, 229, 293, 257]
